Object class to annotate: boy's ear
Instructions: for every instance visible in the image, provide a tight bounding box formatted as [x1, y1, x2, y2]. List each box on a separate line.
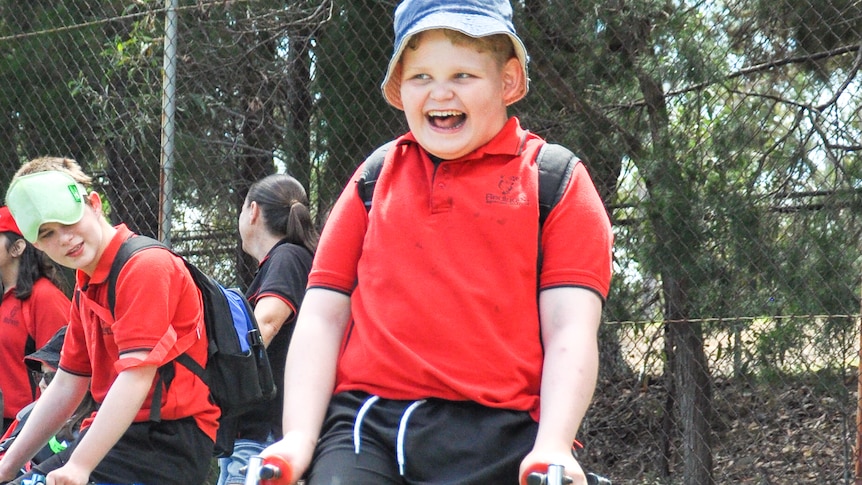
[501, 57, 527, 106]
[86, 191, 103, 213]
[386, 64, 405, 111]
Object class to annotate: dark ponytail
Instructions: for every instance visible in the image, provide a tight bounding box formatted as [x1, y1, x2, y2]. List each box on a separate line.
[246, 174, 320, 254]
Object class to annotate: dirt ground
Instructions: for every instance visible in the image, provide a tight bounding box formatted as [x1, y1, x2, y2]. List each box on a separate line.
[579, 371, 856, 484]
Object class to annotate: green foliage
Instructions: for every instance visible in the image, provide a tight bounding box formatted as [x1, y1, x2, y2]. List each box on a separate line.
[0, 1, 105, 180]
[312, 0, 406, 214]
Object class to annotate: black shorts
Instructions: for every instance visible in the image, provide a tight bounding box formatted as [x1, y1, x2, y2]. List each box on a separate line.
[306, 391, 538, 485]
[12, 417, 213, 485]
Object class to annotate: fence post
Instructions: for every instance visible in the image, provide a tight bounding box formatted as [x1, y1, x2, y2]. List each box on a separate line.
[159, 0, 178, 246]
[857, 307, 862, 483]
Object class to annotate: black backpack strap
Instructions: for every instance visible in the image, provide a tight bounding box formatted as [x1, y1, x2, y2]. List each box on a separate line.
[536, 143, 580, 227]
[357, 141, 396, 212]
[104, 235, 175, 422]
[107, 235, 165, 315]
[536, 143, 581, 293]
[357, 140, 579, 222]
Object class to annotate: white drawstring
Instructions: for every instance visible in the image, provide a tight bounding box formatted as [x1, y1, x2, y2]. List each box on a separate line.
[353, 395, 380, 454]
[396, 400, 426, 476]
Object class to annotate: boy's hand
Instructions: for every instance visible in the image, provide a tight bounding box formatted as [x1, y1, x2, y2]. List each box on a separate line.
[259, 430, 316, 484]
[46, 461, 91, 485]
[519, 449, 586, 485]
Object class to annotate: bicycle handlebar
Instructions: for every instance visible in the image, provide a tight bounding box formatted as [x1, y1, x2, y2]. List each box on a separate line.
[240, 456, 611, 485]
[525, 464, 612, 485]
[243, 455, 293, 485]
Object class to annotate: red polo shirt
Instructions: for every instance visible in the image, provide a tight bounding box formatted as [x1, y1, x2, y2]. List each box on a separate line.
[309, 117, 613, 419]
[60, 225, 219, 440]
[0, 279, 69, 419]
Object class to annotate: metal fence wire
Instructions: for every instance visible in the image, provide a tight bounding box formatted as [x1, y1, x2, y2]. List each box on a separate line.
[1, 0, 861, 483]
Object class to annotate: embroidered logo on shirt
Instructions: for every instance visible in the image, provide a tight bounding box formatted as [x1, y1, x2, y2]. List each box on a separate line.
[486, 175, 527, 206]
[3, 305, 20, 326]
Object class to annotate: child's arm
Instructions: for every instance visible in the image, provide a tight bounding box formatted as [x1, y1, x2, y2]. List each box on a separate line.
[260, 287, 352, 482]
[0, 370, 88, 481]
[520, 286, 604, 485]
[46, 351, 157, 485]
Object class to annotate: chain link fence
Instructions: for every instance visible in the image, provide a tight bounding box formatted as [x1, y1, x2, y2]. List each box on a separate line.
[1, 0, 860, 483]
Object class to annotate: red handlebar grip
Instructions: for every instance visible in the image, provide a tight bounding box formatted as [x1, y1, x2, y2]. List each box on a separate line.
[520, 463, 549, 485]
[259, 455, 293, 485]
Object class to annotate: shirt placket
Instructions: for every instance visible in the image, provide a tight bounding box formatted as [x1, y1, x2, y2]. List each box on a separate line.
[430, 162, 454, 213]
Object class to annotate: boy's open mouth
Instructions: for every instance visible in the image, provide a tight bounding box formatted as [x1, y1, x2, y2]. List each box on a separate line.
[427, 110, 466, 129]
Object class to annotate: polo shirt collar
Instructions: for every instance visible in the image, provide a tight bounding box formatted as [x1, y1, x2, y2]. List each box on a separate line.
[259, 237, 300, 268]
[401, 116, 528, 162]
[77, 224, 133, 287]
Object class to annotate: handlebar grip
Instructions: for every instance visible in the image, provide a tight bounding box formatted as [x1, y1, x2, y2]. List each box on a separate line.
[523, 464, 612, 485]
[526, 472, 545, 485]
[243, 455, 293, 485]
[260, 455, 292, 485]
[524, 464, 573, 485]
[522, 462, 548, 485]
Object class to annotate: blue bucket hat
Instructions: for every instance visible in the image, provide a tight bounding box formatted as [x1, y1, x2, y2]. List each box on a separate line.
[381, 0, 530, 109]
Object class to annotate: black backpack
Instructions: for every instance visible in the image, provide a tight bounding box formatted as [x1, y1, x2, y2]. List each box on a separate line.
[102, 235, 277, 456]
[356, 141, 580, 227]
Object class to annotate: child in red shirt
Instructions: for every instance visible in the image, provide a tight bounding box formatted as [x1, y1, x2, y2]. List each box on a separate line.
[260, 1, 613, 484]
[0, 158, 219, 485]
[0, 207, 69, 433]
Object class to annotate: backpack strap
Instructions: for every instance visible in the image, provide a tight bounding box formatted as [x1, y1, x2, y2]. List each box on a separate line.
[358, 140, 580, 224]
[356, 140, 580, 291]
[534, 143, 580, 292]
[357, 141, 395, 212]
[107, 235, 164, 313]
[105, 235, 187, 422]
[536, 143, 580, 227]
[106, 236, 204, 358]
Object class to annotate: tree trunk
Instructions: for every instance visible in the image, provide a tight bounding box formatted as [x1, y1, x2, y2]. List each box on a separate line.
[665, 275, 713, 485]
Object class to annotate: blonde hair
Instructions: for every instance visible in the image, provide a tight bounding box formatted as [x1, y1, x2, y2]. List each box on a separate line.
[405, 29, 515, 66]
[14, 157, 92, 186]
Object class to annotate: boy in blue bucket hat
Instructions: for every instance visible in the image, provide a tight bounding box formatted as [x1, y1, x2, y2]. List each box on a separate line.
[261, 1, 613, 484]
